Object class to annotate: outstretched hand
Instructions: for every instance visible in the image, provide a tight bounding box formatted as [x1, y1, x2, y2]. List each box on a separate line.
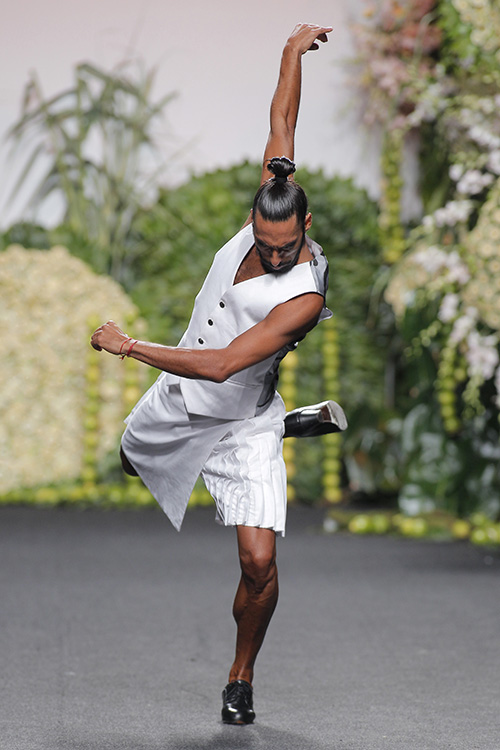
[286, 23, 333, 55]
[91, 320, 129, 355]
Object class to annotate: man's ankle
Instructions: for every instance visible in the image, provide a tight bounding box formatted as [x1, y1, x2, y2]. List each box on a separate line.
[228, 670, 253, 686]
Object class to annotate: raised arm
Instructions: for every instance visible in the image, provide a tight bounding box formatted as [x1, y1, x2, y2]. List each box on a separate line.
[259, 23, 332, 185]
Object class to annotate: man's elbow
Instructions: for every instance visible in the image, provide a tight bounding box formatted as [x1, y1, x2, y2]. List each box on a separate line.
[209, 367, 228, 384]
[207, 353, 240, 383]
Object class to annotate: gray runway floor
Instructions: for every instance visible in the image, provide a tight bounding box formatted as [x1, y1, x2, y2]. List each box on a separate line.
[1, 505, 499, 750]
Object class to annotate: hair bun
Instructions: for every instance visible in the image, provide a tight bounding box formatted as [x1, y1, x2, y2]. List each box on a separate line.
[267, 156, 296, 182]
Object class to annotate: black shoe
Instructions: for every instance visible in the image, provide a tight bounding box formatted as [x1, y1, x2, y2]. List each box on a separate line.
[284, 400, 348, 438]
[221, 680, 255, 725]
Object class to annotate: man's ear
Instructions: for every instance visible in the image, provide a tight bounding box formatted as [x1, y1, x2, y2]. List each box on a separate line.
[305, 212, 312, 232]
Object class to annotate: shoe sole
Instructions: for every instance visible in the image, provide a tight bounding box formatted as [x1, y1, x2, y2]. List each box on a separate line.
[221, 711, 255, 725]
[319, 400, 348, 431]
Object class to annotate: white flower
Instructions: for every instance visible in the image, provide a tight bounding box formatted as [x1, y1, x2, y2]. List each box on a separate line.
[478, 97, 495, 116]
[449, 307, 479, 344]
[449, 164, 464, 182]
[444, 251, 471, 285]
[487, 150, 500, 175]
[413, 246, 448, 273]
[433, 200, 473, 227]
[465, 331, 499, 381]
[468, 126, 500, 150]
[495, 366, 500, 408]
[407, 98, 438, 127]
[457, 170, 495, 195]
[403, 290, 416, 308]
[438, 293, 460, 322]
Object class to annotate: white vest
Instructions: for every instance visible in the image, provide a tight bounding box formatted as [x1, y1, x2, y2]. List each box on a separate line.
[162, 223, 331, 419]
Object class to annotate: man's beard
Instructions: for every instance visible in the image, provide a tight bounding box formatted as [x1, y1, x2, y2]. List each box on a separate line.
[256, 238, 304, 275]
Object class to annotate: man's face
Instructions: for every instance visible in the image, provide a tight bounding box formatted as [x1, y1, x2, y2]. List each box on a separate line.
[253, 213, 305, 274]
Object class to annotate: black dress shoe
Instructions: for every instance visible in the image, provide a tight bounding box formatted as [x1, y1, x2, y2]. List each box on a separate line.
[221, 680, 255, 724]
[284, 400, 348, 438]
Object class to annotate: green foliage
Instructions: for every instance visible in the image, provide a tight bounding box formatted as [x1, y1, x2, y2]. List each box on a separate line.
[7, 61, 174, 283]
[131, 161, 257, 343]
[398, 402, 500, 518]
[418, 121, 453, 214]
[437, 1, 481, 73]
[437, 0, 500, 77]
[0, 222, 51, 251]
[292, 168, 387, 414]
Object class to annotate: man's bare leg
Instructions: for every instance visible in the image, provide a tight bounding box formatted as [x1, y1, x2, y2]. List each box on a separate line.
[229, 526, 278, 684]
[221, 526, 278, 724]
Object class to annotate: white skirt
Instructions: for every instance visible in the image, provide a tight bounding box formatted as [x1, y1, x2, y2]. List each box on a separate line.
[121, 377, 288, 535]
[202, 394, 287, 535]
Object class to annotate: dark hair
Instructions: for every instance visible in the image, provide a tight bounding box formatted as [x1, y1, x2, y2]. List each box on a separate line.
[252, 156, 308, 225]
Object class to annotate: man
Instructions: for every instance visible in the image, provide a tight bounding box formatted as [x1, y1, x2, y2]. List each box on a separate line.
[91, 22, 343, 725]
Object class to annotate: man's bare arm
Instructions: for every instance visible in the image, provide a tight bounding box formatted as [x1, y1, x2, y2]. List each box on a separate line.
[241, 23, 332, 228]
[90, 293, 324, 382]
[260, 23, 332, 184]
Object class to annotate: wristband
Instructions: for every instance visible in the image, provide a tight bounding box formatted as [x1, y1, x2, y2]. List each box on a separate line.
[125, 339, 138, 358]
[119, 337, 133, 360]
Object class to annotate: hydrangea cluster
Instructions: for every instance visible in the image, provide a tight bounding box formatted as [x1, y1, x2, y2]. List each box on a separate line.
[0, 246, 145, 494]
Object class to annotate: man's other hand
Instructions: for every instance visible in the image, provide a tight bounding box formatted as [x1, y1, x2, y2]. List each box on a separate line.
[286, 23, 333, 55]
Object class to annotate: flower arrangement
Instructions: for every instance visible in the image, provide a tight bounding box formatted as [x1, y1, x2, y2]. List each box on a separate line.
[353, 0, 500, 261]
[354, 1, 500, 426]
[352, 1, 500, 515]
[0, 245, 146, 495]
[385, 115, 500, 430]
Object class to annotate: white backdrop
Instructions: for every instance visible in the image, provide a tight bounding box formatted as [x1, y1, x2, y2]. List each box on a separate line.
[0, 0, 384, 227]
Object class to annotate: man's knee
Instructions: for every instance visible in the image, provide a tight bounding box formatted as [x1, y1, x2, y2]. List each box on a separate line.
[120, 447, 138, 477]
[239, 545, 276, 590]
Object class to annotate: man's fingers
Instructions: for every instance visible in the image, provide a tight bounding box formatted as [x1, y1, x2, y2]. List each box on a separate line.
[291, 23, 333, 54]
[309, 33, 330, 50]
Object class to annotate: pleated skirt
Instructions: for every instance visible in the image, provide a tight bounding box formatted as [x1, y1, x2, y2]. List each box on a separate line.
[121, 377, 288, 536]
[202, 393, 287, 536]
